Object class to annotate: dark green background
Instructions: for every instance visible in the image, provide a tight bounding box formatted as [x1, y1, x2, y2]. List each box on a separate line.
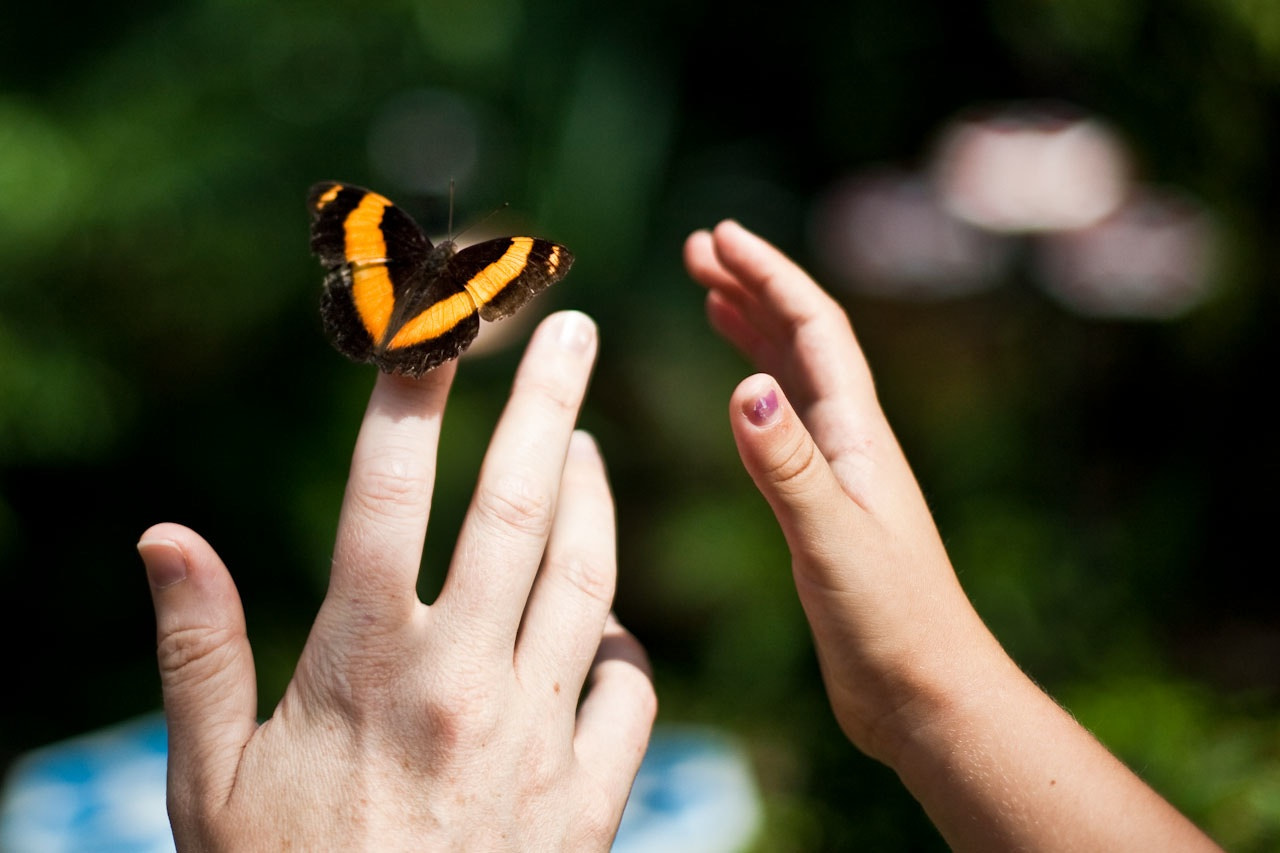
[2, 0, 1277, 848]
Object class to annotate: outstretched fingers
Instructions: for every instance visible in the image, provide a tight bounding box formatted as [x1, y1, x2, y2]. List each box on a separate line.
[686, 221, 901, 507]
[440, 311, 599, 658]
[687, 221, 877, 422]
[687, 220, 838, 331]
[684, 228, 778, 365]
[515, 431, 618, 706]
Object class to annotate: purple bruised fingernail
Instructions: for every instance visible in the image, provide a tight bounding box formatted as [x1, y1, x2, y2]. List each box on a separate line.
[746, 388, 779, 426]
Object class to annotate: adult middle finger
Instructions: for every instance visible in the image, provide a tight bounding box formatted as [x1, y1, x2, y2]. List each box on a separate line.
[324, 363, 457, 627]
[436, 310, 598, 656]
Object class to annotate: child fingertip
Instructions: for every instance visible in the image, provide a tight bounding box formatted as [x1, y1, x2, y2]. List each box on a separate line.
[739, 377, 781, 427]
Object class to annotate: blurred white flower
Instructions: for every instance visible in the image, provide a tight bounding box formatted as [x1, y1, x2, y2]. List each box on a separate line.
[809, 169, 1010, 299]
[933, 103, 1130, 233]
[1034, 187, 1218, 319]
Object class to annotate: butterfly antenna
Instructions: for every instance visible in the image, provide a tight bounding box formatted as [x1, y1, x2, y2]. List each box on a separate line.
[448, 179, 455, 239]
[452, 200, 512, 245]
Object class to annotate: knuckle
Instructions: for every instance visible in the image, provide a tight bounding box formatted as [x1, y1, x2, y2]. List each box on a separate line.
[349, 448, 432, 521]
[790, 296, 853, 354]
[420, 662, 503, 749]
[572, 788, 624, 848]
[821, 291, 852, 324]
[545, 553, 613, 608]
[634, 678, 659, 725]
[516, 735, 563, 795]
[591, 636, 658, 724]
[517, 371, 582, 418]
[308, 639, 401, 710]
[156, 624, 239, 685]
[420, 699, 470, 752]
[764, 430, 821, 496]
[612, 661, 658, 729]
[166, 788, 220, 846]
[826, 433, 883, 509]
[472, 473, 554, 538]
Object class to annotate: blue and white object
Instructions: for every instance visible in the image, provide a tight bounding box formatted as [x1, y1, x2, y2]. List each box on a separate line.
[1, 715, 761, 852]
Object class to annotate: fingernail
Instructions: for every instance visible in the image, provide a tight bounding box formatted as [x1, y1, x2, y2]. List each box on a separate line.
[745, 387, 780, 426]
[137, 538, 188, 589]
[717, 218, 745, 237]
[568, 429, 599, 459]
[556, 311, 595, 354]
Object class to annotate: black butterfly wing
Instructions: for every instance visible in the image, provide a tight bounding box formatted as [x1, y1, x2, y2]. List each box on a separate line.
[447, 237, 575, 322]
[309, 183, 575, 377]
[372, 263, 481, 377]
[308, 182, 436, 365]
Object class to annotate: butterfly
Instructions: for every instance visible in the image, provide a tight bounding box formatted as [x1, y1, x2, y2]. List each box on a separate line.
[308, 181, 574, 377]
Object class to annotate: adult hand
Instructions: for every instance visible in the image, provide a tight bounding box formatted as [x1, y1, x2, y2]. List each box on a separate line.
[138, 311, 655, 850]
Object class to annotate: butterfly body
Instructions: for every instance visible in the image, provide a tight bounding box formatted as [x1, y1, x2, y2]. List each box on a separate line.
[309, 182, 573, 377]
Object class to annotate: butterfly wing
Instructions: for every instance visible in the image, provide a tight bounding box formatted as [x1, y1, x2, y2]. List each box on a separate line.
[309, 183, 575, 377]
[447, 237, 574, 322]
[372, 262, 481, 377]
[371, 236, 573, 376]
[309, 182, 435, 364]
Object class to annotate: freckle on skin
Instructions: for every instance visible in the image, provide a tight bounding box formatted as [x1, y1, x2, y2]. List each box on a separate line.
[553, 682, 561, 694]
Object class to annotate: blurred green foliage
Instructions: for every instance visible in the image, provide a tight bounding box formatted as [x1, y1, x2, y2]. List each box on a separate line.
[2, 0, 1278, 849]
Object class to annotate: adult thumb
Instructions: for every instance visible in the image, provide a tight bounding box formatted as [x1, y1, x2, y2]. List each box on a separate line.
[137, 523, 258, 809]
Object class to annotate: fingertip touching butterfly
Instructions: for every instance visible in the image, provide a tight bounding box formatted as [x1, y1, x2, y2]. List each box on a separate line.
[308, 181, 574, 377]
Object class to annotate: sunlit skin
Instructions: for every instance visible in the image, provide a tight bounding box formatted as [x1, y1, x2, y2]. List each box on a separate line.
[138, 224, 1222, 851]
[684, 220, 1224, 852]
[139, 312, 655, 850]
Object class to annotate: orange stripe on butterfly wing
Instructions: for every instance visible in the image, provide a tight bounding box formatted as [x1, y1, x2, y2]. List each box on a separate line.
[315, 184, 343, 208]
[387, 291, 478, 350]
[463, 237, 535, 306]
[546, 245, 564, 272]
[343, 192, 396, 342]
